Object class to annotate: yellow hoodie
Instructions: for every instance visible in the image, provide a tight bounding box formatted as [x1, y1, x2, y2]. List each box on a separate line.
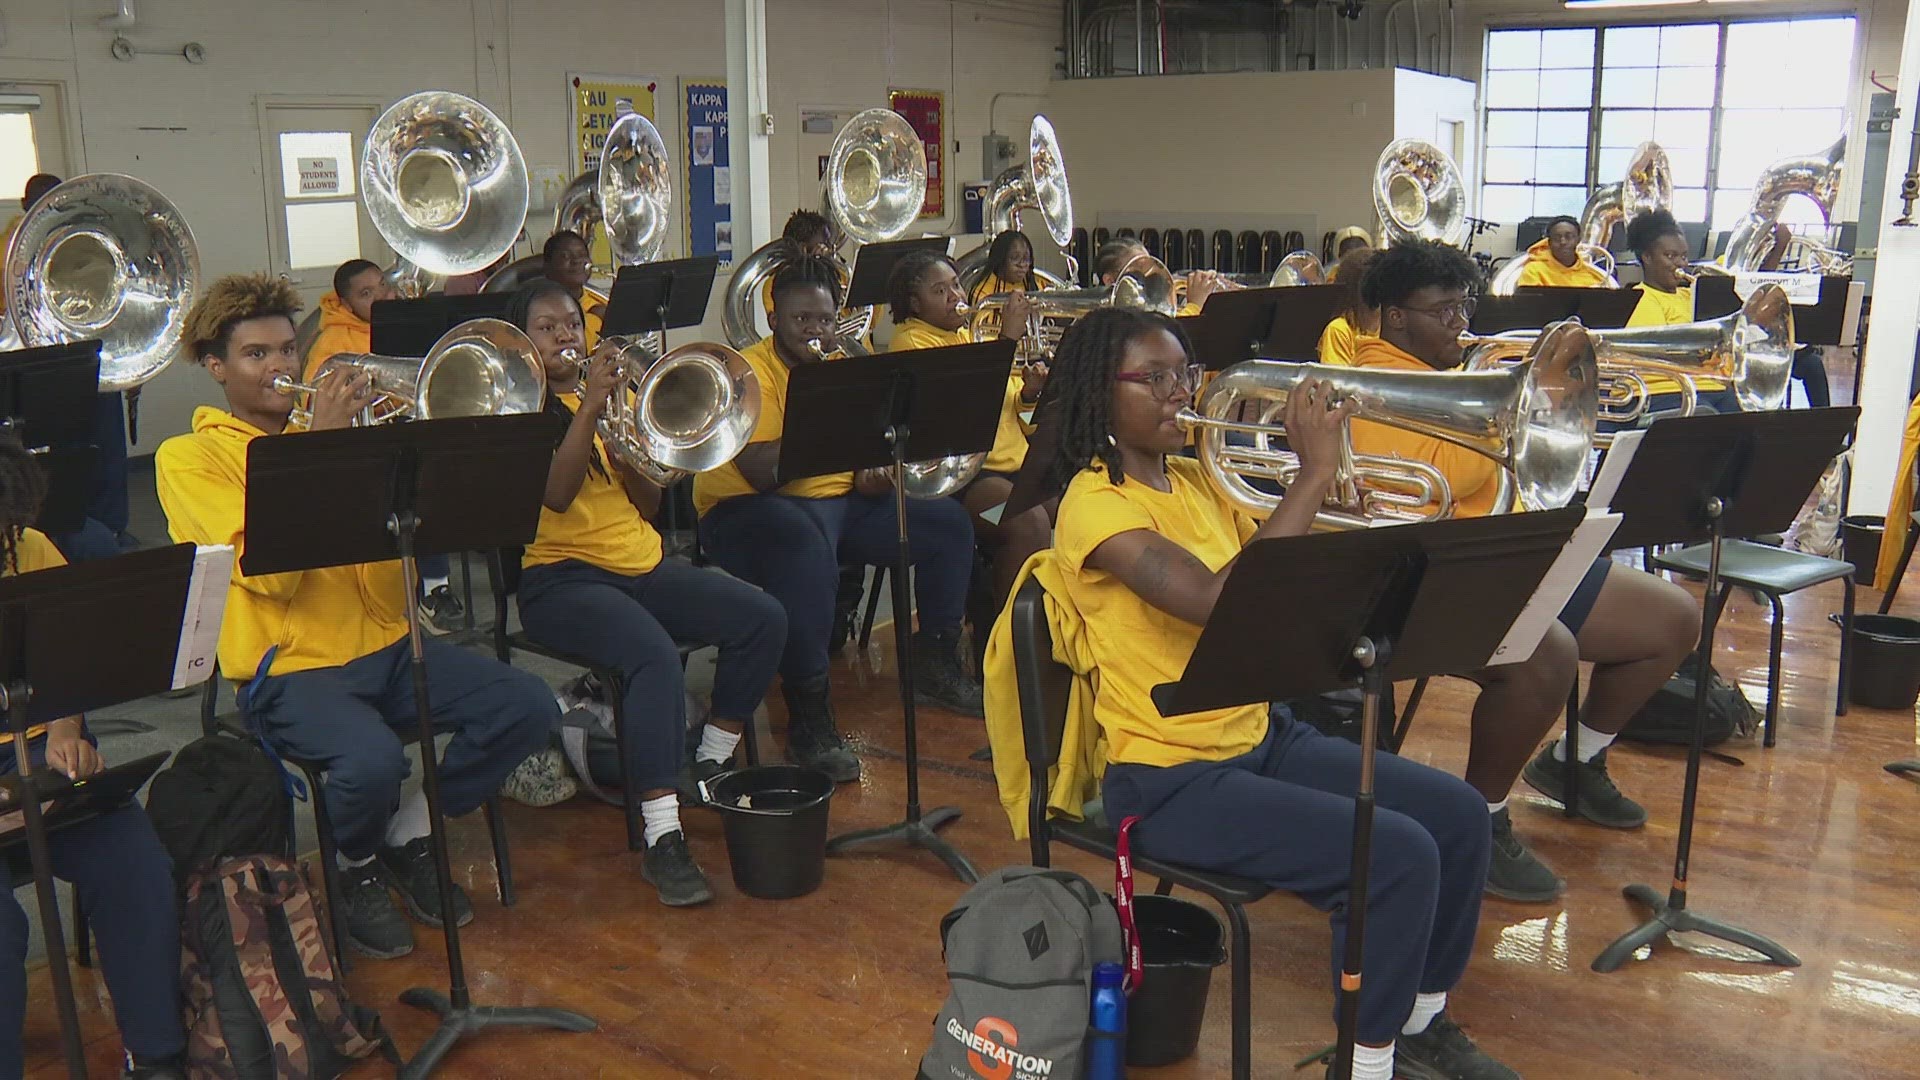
[304, 293, 371, 380]
[1876, 396, 1920, 591]
[156, 407, 409, 681]
[983, 550, 1106, 839]
[1513, 238, 1610, 289]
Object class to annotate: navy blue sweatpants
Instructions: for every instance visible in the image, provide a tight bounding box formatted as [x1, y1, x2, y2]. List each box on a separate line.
[699, 492, 974, 682]
[241, 639, 556, 860]
[3, 747, 184, 1076]
[518, 557, 786, 789]
[1102, 713, 1490, 1046]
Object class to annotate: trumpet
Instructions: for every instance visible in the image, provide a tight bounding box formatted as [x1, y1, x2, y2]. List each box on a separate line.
[278, 317, 547, 429]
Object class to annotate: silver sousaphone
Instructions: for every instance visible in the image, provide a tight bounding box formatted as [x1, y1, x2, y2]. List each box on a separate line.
[1373, 139, 1467, 249]
[3, 173, 200, 391]
[954, 115, 1075, 296]
[361, 90, 530, 283]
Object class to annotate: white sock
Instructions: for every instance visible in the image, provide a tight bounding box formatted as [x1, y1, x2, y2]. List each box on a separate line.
[1351, 1042, 1395, 1080]
[422, 574, 450, 593]
[1553, 722, 1618, 763]
[1403, 991, 1447, 1035]
[696, 724, 742, 765]
[641, 793, 681, 847]
[383, 790, 432, 848]
[337, 851, 376, 870]
[1487, 797, 1509, 816]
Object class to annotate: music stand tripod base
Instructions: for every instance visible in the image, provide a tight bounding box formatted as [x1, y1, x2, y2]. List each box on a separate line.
[397, 990, 598, 1080]
[1590, 883, 1802, 974]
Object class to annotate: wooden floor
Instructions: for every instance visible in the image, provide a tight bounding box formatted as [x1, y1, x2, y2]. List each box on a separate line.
[22, 559, 1920, 1078]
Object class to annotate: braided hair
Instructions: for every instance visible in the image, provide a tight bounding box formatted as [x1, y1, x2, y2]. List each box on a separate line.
[505, 280, 608, 480]
[782, 209, 832, 247]
[886, 250, 958, 324]
[0, 428, 47, 576]
[985, 230, 1039, 292]
[1045, 307, 1194, 494]
[771, 252, 844, 309]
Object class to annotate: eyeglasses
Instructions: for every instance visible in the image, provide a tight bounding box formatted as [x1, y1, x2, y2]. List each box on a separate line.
[1396, 297, 1477, 325]
[1115, 363, 1203, 402]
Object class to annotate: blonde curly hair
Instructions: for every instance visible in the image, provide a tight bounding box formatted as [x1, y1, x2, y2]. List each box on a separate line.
[182, 273, 302, 363]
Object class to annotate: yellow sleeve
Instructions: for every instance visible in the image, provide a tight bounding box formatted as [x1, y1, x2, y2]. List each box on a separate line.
[155, 440, 307, 602]
[1054, 477, 1155, 574]
[1176, 301, 1203, 318]
[583, 308, 603, 350]
[11, 529, 68, 573]
[1317, 317, 1356, 366]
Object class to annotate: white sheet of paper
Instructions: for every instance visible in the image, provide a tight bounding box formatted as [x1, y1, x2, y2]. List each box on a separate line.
[1486, 511, 1622, 666]
[1733, 271, 1823, 305]
[171, 545, 234, 690]
[1585, 428, 1645, 512]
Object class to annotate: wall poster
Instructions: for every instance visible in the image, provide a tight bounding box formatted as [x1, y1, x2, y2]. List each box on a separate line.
[887, 88, 945, 221]
[682, 78, 732, 265]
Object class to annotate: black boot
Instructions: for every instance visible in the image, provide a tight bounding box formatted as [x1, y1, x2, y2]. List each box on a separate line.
[782, 674, 862, 782]
[911, 627, 984, 717]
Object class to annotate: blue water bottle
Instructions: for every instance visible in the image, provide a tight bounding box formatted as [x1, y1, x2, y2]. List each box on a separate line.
[1088, 961, 1128, 1079]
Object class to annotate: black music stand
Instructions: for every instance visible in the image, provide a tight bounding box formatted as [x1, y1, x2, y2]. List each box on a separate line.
[0, 544, 203, 1079]
[1180, 285, 1345, 369]
[1, 342, 103, 537]
[845, 237, 954, 309]
[1693, 274, 1851, 345]
[241, 415, 592, 1078]
[1590, 407, 1858, 975]
[1151, 509, 1583, 1080]
[1473, 288, 1641, 334]
[369, 295, 514, 358]
[601, 255, 721, 344]
[781, 339, 1015, 883]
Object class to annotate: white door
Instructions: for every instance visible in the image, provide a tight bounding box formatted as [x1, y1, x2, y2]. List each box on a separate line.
[259, 101, 389, 307]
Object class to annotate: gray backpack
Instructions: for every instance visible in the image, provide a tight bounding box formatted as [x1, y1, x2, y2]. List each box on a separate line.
[918, 867, 1123, 1080]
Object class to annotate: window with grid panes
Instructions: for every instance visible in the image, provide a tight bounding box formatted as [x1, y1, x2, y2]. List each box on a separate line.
[1479, 16, 1856, 242]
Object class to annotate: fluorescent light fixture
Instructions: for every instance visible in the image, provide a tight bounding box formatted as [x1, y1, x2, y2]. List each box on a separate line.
[1562, 0, 1697, 9]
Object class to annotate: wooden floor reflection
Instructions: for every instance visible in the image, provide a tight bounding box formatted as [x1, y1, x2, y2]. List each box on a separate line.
[24, 568, 1920, 1078]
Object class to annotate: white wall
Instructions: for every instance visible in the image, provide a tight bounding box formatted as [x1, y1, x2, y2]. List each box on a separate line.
[0, 0, 1061, 451]
[1042, 69, 1401, 241]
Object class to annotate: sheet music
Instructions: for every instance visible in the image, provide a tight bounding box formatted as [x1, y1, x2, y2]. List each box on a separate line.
[1733, 271, 1823, 304]
[1585, 428, 1644, 512]
[170, 545, 233, 690]
[1486, 511, 1622, 667]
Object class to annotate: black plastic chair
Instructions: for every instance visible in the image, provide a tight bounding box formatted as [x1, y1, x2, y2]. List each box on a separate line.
[1009, 578, 1268, 1080]
[486, 549, 735, 850]
[1162, 227, 1186, 272]
[1651, 542, 1855, 746]
[1070, 228, 1091, 286]
[1139, 228, 1162, 261]
[1184, 229, 1207, 271]
[1210, 230, 1234, 271]
[1234, 231, 1260, 274]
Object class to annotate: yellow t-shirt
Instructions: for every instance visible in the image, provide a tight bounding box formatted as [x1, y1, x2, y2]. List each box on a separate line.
[157, 406, 410, 680]
[523, 392, 664, 576]
[1316, 315, 1376, 367]
[971, 273, 1031, 304]
[0, 527, 63, 743]
[1513, 239, 1611, 289]
[1055, 457, 1267, 767]
[0, 216, 18, 316]
[890, 319, 1029, 475]
[583, 306, 603, 351]
[693, 336, 853, 515]
[1348, 338, 1502, 518]
[1627, 283, 1721, 394]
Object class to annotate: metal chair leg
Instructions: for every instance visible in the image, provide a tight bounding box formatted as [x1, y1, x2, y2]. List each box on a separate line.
[1765, 592, 1785, 747]
[484, 797, 515, 908]
[304, 766, 352, 975]
[1838, 578, 1855, 717]
[1154, 878, 1174, 897]
[1224, 900, 1253, 1080]
[858, 565, 886, 651]
[608, 671, 642, 853]
[1878, 520, 1919, 615]
[1561, 674, 1581, 818]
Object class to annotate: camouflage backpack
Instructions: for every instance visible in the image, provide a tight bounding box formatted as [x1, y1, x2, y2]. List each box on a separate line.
[180, 854, 396, 1079]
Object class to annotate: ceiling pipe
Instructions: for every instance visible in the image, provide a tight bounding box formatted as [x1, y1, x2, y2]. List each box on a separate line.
[99, 0, 136, 30]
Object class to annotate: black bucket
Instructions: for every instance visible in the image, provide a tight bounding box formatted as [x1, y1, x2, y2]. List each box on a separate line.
[702, 766, 834, 899]
[1842, 515, 1886, 585]
[1125, 894, 1227, 1067]
[1848, 615, 1920, 710]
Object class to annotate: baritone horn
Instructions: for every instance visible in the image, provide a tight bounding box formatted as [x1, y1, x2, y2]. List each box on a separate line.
[969, 252, 1175, 359]
[1464, 283, 1794, 444]
[574, 335, 761, 486]
[280, 318, 546, 428]
[3, 173, 200, 391]
[1181, 322, 1599, 529]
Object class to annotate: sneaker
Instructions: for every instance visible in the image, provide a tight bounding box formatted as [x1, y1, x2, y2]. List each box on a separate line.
[420, 584, 466, 635]
[377, 837, 475, 929]
[1522, 743, 1648, 829]
[1396, 1011, 1522, 1080]
[911, 628, 985, 718]
[1485, 807, 1564, 903]
[641, 830, 714, 907]
[499, 747, 580, 807]
[336, 862, 414, 959]
[679, 756, 731, 804]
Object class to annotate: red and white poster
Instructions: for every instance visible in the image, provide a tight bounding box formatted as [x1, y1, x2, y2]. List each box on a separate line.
[888, 88, 945, 221]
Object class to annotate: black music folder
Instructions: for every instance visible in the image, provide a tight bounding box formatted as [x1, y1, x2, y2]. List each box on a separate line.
[601, 255, 720, 338]
[370, 294, 513, 358]
[846, 237, 955, 309]
[1182, 284, 1344, 370]
[1692, 274, 1850, 346]
[1473, 287, 1641, 334]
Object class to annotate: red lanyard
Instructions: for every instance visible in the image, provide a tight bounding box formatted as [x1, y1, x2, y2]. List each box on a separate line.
[1114, 814, 1145, 993]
